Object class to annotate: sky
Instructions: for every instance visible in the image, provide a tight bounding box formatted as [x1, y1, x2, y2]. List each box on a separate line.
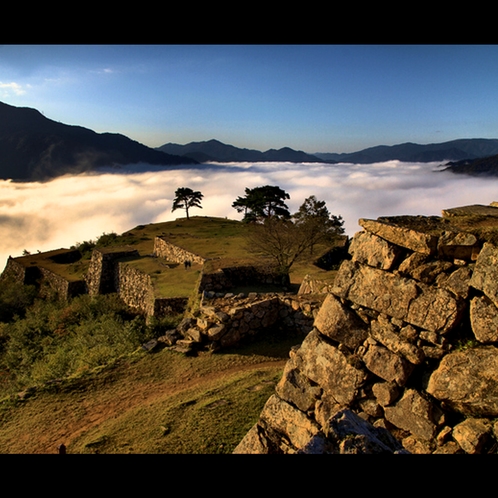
[1, 44, 498, 153]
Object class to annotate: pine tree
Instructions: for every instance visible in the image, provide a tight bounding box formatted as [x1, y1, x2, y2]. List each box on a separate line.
[232, 185, 290, 222]
[172, 187, 203, 220]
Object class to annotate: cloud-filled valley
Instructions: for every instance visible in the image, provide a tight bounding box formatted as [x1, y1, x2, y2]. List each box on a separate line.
[1, 160, 497, 270]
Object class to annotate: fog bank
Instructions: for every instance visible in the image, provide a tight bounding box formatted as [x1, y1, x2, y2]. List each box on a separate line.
[1, 160, 496, 270]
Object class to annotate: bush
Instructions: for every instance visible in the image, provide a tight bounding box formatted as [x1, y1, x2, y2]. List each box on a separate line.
[0, 293, 155, 394]
[0, 280, 37, 323]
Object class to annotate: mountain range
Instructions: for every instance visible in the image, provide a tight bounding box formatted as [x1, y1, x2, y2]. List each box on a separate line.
[157, 138, 498, 176]
[2, 100, 498, 180]
[156, 139, 324, 163]
[314, 139, 498, 164]
[0, 101, 197, 181]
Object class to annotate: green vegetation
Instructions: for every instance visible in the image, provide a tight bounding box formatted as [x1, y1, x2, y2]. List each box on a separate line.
[0, 291, 177, 397]
[121, 254, 202, 298]
[0, 310, 297, 453]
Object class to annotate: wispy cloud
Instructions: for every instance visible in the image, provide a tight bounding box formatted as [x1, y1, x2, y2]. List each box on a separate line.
[1, 161, 497, 270]
[0, 81, 29, 97]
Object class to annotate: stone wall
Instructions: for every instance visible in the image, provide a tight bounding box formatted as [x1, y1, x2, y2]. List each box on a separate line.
[173, 292, 326, 350]
[1, 256, 85, 300]
[38, 267, 86, 300]
[199, 264, 284, 293]
[1, 257, 41, 286]
[116, 262, 188, 319]
[153, 236, 205, 265]
[298, 274, 336, 295]
[235, 207, 498, 454]
[86, 248, 139, 296]
[115, 262, 155, 316]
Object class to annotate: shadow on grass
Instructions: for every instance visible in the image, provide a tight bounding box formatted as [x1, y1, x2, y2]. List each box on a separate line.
[217, 325, 307, 360]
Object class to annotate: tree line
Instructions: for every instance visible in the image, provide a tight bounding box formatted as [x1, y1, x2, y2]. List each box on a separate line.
[172, 185, 345, 284]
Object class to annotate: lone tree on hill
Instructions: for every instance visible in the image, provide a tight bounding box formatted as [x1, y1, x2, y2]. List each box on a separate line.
[172, 187, 203, 220]
[232, 185, 291, 222]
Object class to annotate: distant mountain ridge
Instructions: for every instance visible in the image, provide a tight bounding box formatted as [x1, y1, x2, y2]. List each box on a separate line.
[158, 138, 498, 169]
[3, 100, 498, 180]
[313, 139, 498, 164]
[0, 101, 197, 181]
[157, 139, 324, 163]
[442, 154, 498, 176]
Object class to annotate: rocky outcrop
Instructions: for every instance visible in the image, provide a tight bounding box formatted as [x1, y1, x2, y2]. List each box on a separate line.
[235, 205, 498, 454]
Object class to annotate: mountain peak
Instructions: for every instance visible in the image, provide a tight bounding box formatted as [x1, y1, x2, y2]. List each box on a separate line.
[0, 101, 197, 181]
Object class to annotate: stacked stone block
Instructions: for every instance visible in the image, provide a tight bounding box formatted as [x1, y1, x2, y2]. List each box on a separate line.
[235, 206, 498, 454]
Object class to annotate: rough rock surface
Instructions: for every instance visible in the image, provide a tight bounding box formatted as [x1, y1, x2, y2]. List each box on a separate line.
[235, 204, 498, 454]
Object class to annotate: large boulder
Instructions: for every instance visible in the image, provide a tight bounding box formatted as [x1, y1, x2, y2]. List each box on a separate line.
[348, 230, 404, 270]
[292, 329, 368, 406]
[427, 347, 498, 417]
[470, 295, 498, 343]
[358, 218, 438, 255]
[470, 242, 498, 308]
[332, 260, 464, 333]
[313, 294, 368, 350]
[383, 388, 439, 441]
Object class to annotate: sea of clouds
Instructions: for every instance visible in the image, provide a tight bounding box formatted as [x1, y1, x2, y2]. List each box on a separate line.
[1, 160, 497, 270]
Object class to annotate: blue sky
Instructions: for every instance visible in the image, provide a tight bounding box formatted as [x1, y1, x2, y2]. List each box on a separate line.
[1, 44, 498, 153]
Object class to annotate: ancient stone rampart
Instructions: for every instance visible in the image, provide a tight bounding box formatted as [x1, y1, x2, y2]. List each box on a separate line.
[86, 248, 139, 296]
[38, 267, 86, 300]
[1, 257, 40, 285]
[235, 206, 498, 454]
[298, 274, 336, 295]
[172, 292, 326, 351]
[199, 264, 283, 293]
[115, 262, 155, 315]
[1, 254, 85, 300]
[153, 236, 205, 265]
[115, 261, 189, 319]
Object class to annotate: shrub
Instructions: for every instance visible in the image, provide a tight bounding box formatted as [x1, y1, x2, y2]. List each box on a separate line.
[0, 293, 155, 394]
[0, 280, 37, 323]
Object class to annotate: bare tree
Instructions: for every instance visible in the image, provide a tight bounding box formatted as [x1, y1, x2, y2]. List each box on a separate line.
[246, 196, 345, 285]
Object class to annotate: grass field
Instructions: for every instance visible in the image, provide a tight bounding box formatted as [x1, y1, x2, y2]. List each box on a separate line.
[0, 325, 302, 454]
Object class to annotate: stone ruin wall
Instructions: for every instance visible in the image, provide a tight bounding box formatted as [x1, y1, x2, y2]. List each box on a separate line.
[1, 257, 85, 301]
[173, 292, 327, 351]
[153, 236, 205, 265]
[37, 267, 86, 300]
[199, 264, 284, 293]
[235, 207, 498, 454]
[114, 261, 189, 320]
[86, 249, 140, 296]
[115, 262, 155, 316]
[1, 257, 39, 285]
